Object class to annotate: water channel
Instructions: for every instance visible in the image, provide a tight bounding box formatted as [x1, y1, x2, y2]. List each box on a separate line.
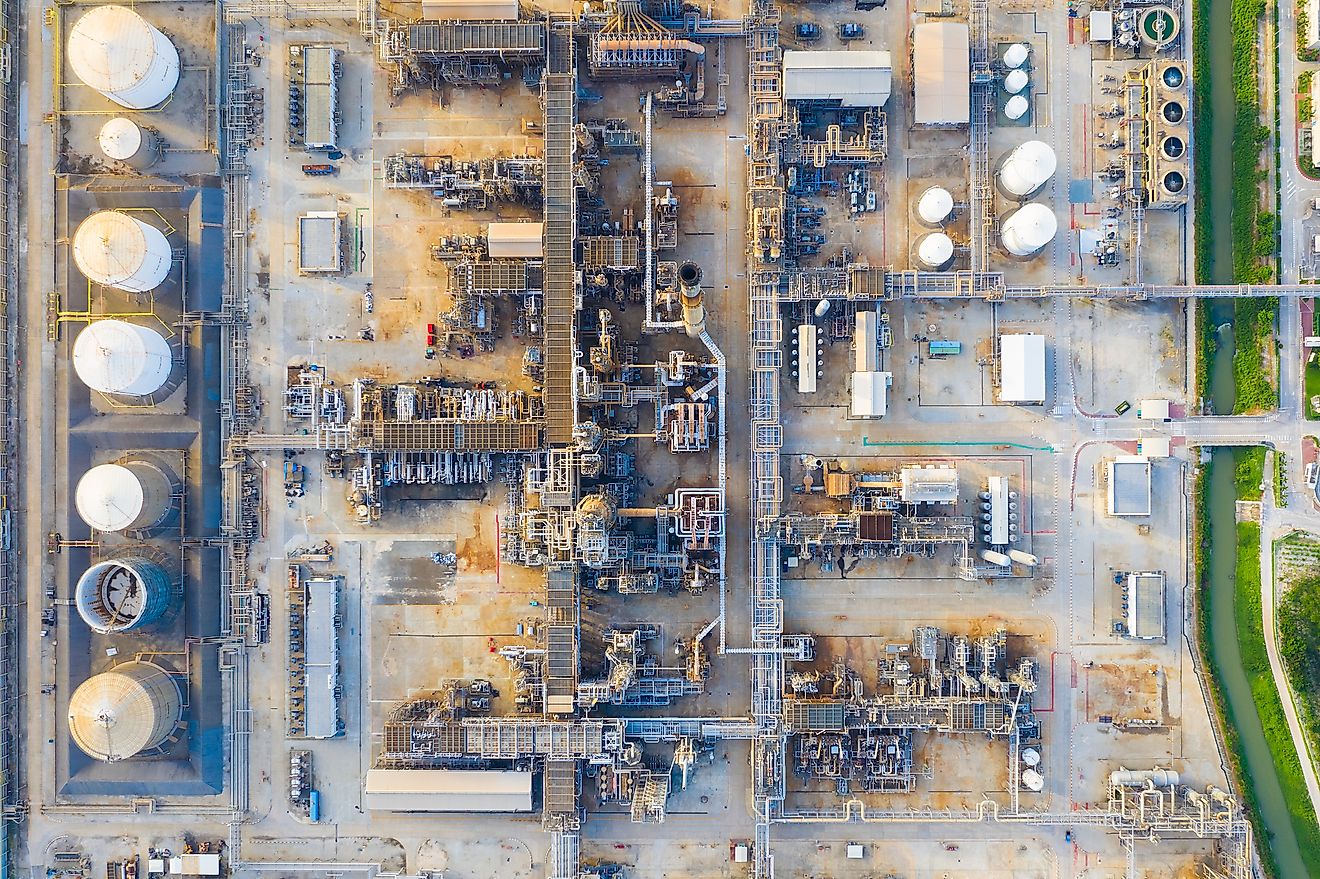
[1200, 0, 1310, 867]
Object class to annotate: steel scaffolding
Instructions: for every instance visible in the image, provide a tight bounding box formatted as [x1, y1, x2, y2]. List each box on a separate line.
[968, 0, 993, 272]
[542, 21, 578, 447]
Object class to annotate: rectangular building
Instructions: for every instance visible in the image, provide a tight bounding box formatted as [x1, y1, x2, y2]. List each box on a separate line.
[797, 323, 818, 394]
[487, 221, 544, 259]
[855, 310, 880, 371]
[364, 769, 534, 812]
[422, 0, 519, 19]
[298, 212, 343, 274]
[998, 333, 1046, 404]
[783, 50, 893, 107]
[305, 577, 342, 739]
[912, 22, 970, 125]
[850, 371, 890, 418]
[988, 475, 1010, 545]
[1107, 456, 1152, 517]
[302, 46, 339, 150]
[1126, 572, 1166, 640]
[900, 464, 958, 504]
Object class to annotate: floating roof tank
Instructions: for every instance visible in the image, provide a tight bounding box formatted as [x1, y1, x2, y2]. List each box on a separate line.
[916, 186, 954, 225]
[1004, 94, 1030, 120]
[97, 118, 159, 168]
[75, 461, 174, 533]
[1002, 42, 1030, 69]
[917, 232, 954, 268]
[74, 556, 174, 633]
[67, 5, 181, 109]
[68, 660, 182, 761]
[73, 211, 172, 292]
[72, 319, 173, 397]
[1000, 203, 1058, 256]
[996, 141, 1058, 197]
[1004, 68, 1029, 94]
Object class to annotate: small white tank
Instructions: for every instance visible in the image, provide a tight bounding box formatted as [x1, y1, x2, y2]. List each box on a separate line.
[1005, 95, 1030, 120]
[1022, 768, 1044, 791]
[72, 211, 172, 292]
[67, 6, 181, 110]
[981, 549, 1012, 567]
[72, 319, 173, 397]
[1000, 203, 1058, 257]
[917, 232, 954, 268]
[997, 141, 1058, 198]
[1022, 747, 1041, 766]
[814, 299, 831, 318]
[97, 118, 159, 168]
[916, 186, 954, 226]
[1004, 69, 1029, 94]
[1003, 42, 1030, 69]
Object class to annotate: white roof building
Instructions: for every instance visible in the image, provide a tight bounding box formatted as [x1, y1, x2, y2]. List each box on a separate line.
[1107, 456, 1153, 517]
[998, 334, 1046, 403]
[1138, 398, 1171, 420]
[422, 0, 519, 18]
[912, 22, 970, 125]
[900, 465, 958, 504]
[783, 50, 893, 107]
[298, 212, 342, 274]
[363, 769, 534, 812]
[850, 371, 890, 418]
[1126, 572, 1166, 640]
[1309, 0, 1320, 49]
[487, 222, 544, 258]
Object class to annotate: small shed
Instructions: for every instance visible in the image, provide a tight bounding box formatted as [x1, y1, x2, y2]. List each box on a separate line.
[1138, 399, 1171, 421]
[1089, 10, 1115, 41]
[487, 222, 544, 258]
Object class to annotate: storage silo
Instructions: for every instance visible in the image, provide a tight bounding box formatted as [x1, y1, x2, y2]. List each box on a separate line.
[1005, 95, 1030, 120]
[74, 556, 174, 633]
[67, 6, 180, 110]
[75, 461, 174, 533]
[1000, 203, 1058, 257]
[97, 118, 160, 169]
[1003, 43, 1030, 69]
[916, 232, 955, 268]
[72, 319, 173, 397]
[68, 660, 182, 761]
[996, 141, 1058, 198]
[916, 186, 954, 226]
[1004, 69, 1029, 94]
[72, 211, 172, 293]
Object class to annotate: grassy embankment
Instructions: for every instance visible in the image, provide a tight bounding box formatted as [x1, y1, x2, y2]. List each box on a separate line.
[1195, 449, 1320, 879]
[1193, 0, 1280, 410]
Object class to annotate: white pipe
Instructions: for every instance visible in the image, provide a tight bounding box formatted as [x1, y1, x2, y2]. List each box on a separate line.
[698, 327, 728, 653]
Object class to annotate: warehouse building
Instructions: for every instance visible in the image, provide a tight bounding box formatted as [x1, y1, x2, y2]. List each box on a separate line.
[1125, 572, 1166, 641]
[302, 46, 340, 151]
[1107, 456, 1152, 517]
[997, 333, 1046, 404]
[899, 464, 958, 504]
[363, 768, 534, 812]
[783, 50, 893, 107]
[422, 0, 519, 18]
[487, 222, 544, 259]
[850, 371, 890, 418]
[912, 22, 970, 125]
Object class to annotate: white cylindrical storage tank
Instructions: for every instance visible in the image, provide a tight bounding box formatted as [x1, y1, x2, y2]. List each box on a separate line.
[814, 298, 831, 318]
[917, 232, 954, 268]
[74, 556, 174, 633]
[67, 6, 181, 109]
[1005, 95, 1030, 120]
[97, 118, 159, 168]
[68, 660, 182, 761]
[916, 186, 954, 226]
[72, 319, 173, 397]
[75, 461, 174, 533]
[1003, 42, 1030, 69]
[997, 141, 1058, 197]
[73, 211, 172, 293]
[1021, 768, 1045, 792]
[1000, 203, 1058, 257]
[1004, 69, 1029, 95]
[1022, 747, 1041, 766]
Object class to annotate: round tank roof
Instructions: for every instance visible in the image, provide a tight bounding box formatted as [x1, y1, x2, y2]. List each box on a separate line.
[73, 211, 172, 292]
[1001, 203, 1058, 256]
[68, 661, 182, 761]
[1004, 69, 1029, 94]
[1003, 42, 1030, 69]
[67, 6, 181, 110]
[72, 319, 173, 397]
[1005, 94, 1030, 120]
[76, 464, 147, 532]
[917, 232, 954, 267]
[1021, 768, 1044, 791]
[75, 557, 173, 633]
[916, 187, 954, 225]
[98, 117, 143, 160]
[997, 140, 1058, 197]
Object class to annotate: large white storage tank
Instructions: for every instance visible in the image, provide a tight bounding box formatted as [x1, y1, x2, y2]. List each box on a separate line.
[67, 5, 180, 109]
[72, 319, 173, 397]
[996, 141, 1058, 198]
[1000, 203, 1059, 256]
[73, 211, 172, 293]
[917, 232, 954, 268]
[75, 460, 174, 533]
[97, 118, 159, 168]
[74, 556, 174, 633]
[68, 660, 182, 761]
[916, 186, 954, 226]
